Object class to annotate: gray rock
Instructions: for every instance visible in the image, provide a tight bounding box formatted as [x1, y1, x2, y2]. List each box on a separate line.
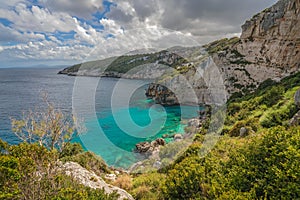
[188, 118, 201, 127]
[174, 134, 183, 141]
[136, 138, 165, 154]
[295, 89, 300, 107]
[155, 138, 166, 146]
[153, 161, 162, 169]
[239, 127, 248, 137]
[62, 162, 134, 200]
[135, 142, 151, 153]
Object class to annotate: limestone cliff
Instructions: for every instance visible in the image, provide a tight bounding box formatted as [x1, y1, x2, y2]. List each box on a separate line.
[215, 0, 300, 95]
[146, 0, 300, 105]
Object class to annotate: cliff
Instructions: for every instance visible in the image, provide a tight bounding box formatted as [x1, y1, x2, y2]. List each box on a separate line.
[60, 0, 299, 105]
[146, 0, 300, 105]
[215, 0, 300, 95]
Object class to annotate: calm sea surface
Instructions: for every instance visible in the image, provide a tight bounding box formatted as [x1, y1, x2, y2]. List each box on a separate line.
[0, 68, 199, 168]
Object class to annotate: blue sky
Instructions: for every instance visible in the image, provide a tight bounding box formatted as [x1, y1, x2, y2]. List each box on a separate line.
[0, 0, 277, 68]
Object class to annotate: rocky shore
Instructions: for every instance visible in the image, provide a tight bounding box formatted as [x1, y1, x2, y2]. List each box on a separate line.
[129, 109, 209, 173]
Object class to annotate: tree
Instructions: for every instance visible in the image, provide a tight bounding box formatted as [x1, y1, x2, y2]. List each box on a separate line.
[11, 95, 81, 152]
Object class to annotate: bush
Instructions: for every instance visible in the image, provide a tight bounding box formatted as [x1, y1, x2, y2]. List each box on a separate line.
[61, 151, 111, 175]
[0, 141, 118, 199]
[131, 173, 165, 200]
[114, 174, 132, 191]
[259, 86, 285, 107]
[163, 156, 205, 199]
[260, 101, 297, 128]
[223, 126, 300, 199]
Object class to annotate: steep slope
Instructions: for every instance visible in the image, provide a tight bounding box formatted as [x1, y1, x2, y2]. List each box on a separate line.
[146, 0, 300, 104]
[213, 0, 300, 95]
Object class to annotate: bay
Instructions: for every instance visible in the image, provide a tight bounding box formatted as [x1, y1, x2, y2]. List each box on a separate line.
[0, 68, 199, 168]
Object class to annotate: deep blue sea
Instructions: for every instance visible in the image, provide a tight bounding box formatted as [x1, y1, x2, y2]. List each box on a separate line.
[0, 68, 199, 168]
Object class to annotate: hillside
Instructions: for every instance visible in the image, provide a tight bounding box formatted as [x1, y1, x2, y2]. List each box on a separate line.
[58, 47, 203, 79]
[125, 71, 300, 200]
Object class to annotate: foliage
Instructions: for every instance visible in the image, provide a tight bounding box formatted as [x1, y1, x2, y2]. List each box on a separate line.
[161, 126, 300, 199]
[204, 37, 240, 54]
[130, 173, 165, 200]
[150, 72, 300, 199]
[0, 140, 118, 200]
[11, 96, 79, 152]
[61, 151, 111, 175]
[113, 174, 133, 191]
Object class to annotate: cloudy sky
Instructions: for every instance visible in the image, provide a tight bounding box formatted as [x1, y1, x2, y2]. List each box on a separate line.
[0, 0, 277, 68]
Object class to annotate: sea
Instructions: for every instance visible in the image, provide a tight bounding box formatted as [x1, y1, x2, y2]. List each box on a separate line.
[0, 68, 200, 168]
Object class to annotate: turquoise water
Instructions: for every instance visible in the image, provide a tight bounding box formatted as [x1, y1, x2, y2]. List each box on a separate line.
[0, 68, 200, 169]
[73, 77, 201, 169]
[76, 104, 200, 169]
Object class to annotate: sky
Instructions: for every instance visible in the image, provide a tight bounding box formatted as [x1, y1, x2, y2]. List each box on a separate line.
[0, 0, 277, 68]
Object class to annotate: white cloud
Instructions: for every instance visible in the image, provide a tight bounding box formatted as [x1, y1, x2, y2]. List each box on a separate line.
[0, 0, 26, 9]
[0, 4, 78, 33]
[39, 0, 103, 19]
[0, 0, 279, 67]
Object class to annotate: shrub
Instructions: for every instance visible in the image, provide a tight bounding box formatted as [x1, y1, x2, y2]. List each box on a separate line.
[163, 156, 205, 199]
[114, 174, 132, 191]
[131, 173, 165, 200]
[61, 151, 111, 175]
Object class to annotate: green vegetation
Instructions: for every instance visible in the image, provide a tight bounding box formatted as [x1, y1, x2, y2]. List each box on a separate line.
[128, 72, 300, 199]
[204, 37, 240, 54]
[1, 99, 118, 199]
[2, 72, 300, 199]
[62, 50, 190, 75]
[0, 141, 118, 200]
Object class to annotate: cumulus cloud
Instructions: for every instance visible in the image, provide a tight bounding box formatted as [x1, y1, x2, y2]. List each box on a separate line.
[106, 0, 277, 41]
[0, 0, 278, 67]
[39, 0, 103, 19]
[0, 4, 78, 33]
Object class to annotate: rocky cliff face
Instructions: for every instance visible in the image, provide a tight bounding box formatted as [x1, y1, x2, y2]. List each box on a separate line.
[211, 0, 300, 97]
[239, 0, 300, 70]
[146, 0, 300, 105]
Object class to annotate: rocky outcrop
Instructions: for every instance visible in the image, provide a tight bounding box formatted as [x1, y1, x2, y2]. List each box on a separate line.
[135, 138, 166, 154]
[62, 162, 134, 200]
[239, 0, 300, 71]
[219, 0, 300, 95]
[147, 0, 300, 104]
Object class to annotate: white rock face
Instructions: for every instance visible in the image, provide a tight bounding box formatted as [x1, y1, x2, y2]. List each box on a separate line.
[210, 0, 300, 97]
[62, 162, 134, 200]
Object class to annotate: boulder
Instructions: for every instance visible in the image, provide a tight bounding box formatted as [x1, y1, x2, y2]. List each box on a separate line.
[135, 139, 165, 154]
[188, 118, 201, 127]
[155, 138, 166, 146]
[135, 142, 151, 153]
[153, 161, 162, 169]
[173, 134, 183, 141]
[62, 162, 134, 200]
[239, 127, 248, 137]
